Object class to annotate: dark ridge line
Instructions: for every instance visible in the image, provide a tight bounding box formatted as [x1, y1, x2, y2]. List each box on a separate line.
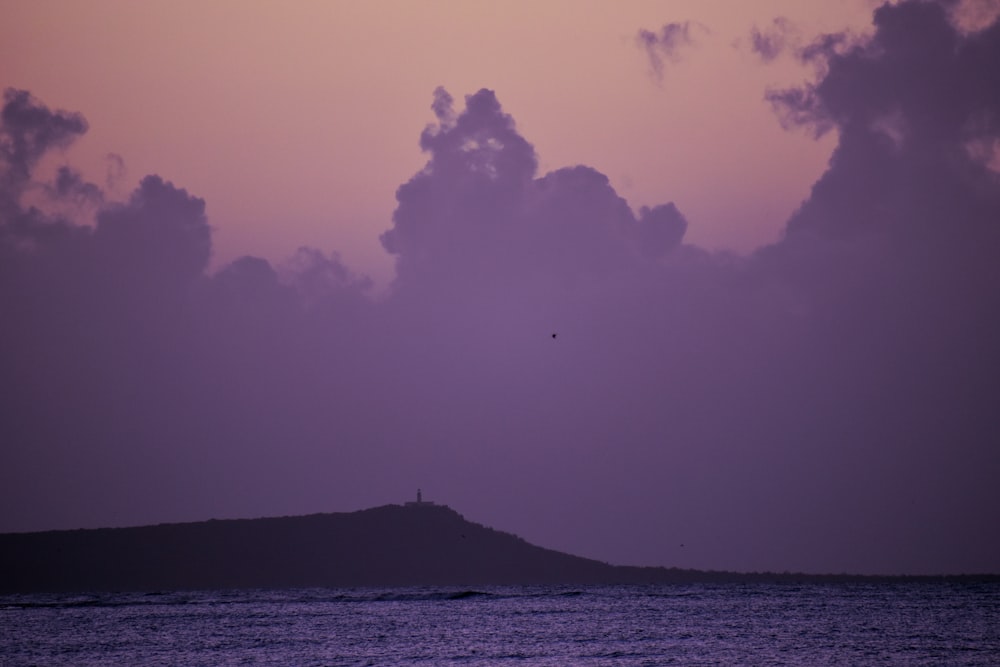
[2, 504, 997, 594]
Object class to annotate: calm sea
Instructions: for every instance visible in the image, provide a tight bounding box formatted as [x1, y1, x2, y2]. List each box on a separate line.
[2, 583, 998, 665]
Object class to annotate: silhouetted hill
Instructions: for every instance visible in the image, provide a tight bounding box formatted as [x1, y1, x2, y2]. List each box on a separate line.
[2, 504, 997, 593]
[0, 504, 614, 593]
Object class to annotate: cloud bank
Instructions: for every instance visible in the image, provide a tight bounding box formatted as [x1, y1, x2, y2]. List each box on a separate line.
[1, 0, 998, 575]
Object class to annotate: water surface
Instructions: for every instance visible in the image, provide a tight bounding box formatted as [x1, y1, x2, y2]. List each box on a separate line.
[3, 583, 998, 665]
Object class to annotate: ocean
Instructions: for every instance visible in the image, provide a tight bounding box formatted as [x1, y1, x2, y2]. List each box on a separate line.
[2, 583, 998, 665]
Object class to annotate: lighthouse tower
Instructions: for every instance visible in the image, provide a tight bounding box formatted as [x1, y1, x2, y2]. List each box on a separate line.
[406, 488, 433, 506]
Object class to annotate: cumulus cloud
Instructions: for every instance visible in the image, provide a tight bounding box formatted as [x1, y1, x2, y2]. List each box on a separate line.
[93, 175, 212, 284]
[752, 1, 1000, 570]
[0, 89, 377, 535]
[282, 246, 373, 316]
[771, 0, 1000, 241]
[1, 0, 999, 576]
[381, 88, 686, 296]
[0, 88, 87, 192]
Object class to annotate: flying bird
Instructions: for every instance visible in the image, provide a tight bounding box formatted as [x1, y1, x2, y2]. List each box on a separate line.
[551, 333, 557, 339]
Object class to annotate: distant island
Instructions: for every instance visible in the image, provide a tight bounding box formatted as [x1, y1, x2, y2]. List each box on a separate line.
[1, 502, 996, 594]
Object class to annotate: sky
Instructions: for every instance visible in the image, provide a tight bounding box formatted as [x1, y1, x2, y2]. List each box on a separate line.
[2, 0, 999, 575]
[1, 0, 874, 286]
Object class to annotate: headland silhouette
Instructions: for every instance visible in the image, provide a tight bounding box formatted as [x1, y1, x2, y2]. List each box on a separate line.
[2, 499, 996, 593]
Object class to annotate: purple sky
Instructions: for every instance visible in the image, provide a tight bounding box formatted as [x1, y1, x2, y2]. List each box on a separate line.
[2, 0, 1000, 575]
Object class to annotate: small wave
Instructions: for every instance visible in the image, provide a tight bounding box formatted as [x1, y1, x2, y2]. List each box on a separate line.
[446, 590, 489, 600]
[1, 597, 105, 610]
[365, 589, 493, 602]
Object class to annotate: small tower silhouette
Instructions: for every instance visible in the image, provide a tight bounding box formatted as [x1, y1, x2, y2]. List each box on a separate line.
[406, 488, 434, 507]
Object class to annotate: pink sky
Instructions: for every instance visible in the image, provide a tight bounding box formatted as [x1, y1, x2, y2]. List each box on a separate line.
[2, 0, 873, 286]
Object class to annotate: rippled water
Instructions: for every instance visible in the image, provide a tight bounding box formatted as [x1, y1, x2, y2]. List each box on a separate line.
[2, 583, 998, 665]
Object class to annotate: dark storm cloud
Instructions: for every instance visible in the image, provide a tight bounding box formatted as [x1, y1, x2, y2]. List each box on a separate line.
[636, 22, 699, 80]
[1, 0, 998, 576]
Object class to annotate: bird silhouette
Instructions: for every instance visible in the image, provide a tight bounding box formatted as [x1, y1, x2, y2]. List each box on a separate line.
[551, 333, 557, 339]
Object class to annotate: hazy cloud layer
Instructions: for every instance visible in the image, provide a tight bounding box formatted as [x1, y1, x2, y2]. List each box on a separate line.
[1, 0, 998, 575]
